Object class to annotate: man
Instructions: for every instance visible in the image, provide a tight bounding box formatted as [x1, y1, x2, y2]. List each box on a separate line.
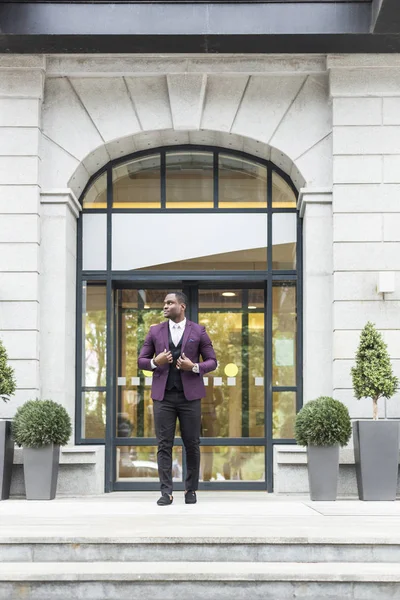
[138, 292, 217, 506]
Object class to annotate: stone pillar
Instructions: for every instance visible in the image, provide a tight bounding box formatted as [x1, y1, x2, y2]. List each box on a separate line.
[40, 191, 81, 432]
[329, 54, 400, 420]
[0, 56, 44, 416]
[298, 188, 333, 402]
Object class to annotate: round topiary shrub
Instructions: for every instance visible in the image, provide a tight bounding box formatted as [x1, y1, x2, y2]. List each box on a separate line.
[12, 399, 72, 448]
[0, 337, 16, 403]
[295, 396, 352, 447]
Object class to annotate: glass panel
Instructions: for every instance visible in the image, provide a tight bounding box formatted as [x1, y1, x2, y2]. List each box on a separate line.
[273, 391, 296, 439]
[112, 213, 267, 271]
[219, 155, 267, 208]
[248, 311, 265, 437]
[272, 283, 296, 387]
[82, 213, 107, 271]
[116, 445, 183, 482]
[272, 213, 297, 270]
[166, 151, 213, 208]
[200, 446, 265, 482]
[83, 390, 106, 439]
[272, 171, 297, 208]
[199, 288, 265, 438]
[113, 155, 161, 209]
[116, 289, 181, 438]
[82, 283, 107, 387]
[82, 172, 107, 209]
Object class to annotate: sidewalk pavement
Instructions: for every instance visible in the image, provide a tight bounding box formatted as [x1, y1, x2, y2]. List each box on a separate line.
[1, 492, 400, 543]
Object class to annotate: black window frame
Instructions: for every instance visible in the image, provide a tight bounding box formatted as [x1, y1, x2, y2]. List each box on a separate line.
[75, 145, 303, 493]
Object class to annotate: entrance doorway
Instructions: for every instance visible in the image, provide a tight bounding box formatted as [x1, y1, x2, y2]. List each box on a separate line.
[111, 282, 295, 491]
[77, 144, 301, 492]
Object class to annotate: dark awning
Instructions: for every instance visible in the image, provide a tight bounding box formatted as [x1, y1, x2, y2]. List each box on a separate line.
[1, 1, 400, 54]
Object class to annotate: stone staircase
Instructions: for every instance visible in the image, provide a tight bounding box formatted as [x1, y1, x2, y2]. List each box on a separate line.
[1, 494, 400, 599]
[1, 537, 400, 599]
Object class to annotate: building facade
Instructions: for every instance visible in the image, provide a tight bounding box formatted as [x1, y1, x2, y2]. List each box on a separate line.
[1, 1, 400, 495]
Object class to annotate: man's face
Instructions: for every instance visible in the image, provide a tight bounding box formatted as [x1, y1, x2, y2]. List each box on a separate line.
[163, 294, 185, 321]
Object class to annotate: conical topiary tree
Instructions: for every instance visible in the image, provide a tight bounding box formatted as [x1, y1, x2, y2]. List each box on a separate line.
[351, 322, 398, 421]
[0, 338, 16, 404]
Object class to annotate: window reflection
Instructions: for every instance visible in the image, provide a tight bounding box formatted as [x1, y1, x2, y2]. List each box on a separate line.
[79, 148, 300, 463]
[200, 446, 265, 482]
[83, 283, 107, 387]
[166, 151, 213, 208]
[199, 288, 265, 438]
[272, 283, 296, 387]
[273, 392, 296, 439]
[113, 155, 161, 208]
[83, 391, 106, 439]
[82, 214, 107, 271]
[272, 213, 297, 270]
[81, 150, 298, 212]
[82, 172, 107, 209]
[272, 171, 297, 208]
[115, 289, 181, 438]
[116, 446, 182, 481]
[219, 155, 267, 208]
[112, 213, 267, 271]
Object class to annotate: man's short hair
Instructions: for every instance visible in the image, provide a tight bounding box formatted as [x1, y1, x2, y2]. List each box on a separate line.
[171, 291, 188, 306]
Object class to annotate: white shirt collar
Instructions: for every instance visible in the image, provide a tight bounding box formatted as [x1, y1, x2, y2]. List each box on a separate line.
[169, 318, 186, 331]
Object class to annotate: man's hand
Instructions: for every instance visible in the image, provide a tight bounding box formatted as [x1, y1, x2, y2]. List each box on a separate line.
[154, 349, 173, 366]
[176, 353, 195, 371]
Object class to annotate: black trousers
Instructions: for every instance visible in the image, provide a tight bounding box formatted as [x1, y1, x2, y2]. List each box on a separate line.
[153, 389, 201, 495]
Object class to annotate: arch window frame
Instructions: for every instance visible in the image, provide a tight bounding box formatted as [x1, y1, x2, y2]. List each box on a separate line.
[80, 144, 297, 213]
[76, 145, 303, 493]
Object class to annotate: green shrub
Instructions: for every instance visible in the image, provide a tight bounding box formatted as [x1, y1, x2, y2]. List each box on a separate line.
[0, 338, 16, 403]
[295, 396, 352, 447]
[12, 400, 72, 448]
[351, 321, 398, 420]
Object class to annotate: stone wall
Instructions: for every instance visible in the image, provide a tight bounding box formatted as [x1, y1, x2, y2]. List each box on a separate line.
[0, 56, 44, 417]
[2, 52, 400, 493]
[329, 55, 400, 422]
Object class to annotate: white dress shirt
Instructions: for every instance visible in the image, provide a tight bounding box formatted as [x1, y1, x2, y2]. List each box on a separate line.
[151, 318, 199, 373]
[170, 318, 186, 347]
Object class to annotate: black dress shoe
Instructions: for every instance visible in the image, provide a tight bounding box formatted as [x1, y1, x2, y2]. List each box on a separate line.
[185, 491, 197, 504]
[157, 494, 173, 506]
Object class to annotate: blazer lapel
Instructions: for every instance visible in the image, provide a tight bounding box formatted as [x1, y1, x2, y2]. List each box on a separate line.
[181, 321, 192, 354]
[162, 321, 169, 351]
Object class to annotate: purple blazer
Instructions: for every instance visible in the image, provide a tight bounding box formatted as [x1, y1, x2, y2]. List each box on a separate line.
[138, 320, 217, 401]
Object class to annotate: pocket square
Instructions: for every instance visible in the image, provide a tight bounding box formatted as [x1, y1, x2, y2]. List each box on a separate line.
[189, 338, 195, 342]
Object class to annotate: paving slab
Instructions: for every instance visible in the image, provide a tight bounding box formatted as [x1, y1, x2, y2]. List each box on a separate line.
[0, 493, 399, 544]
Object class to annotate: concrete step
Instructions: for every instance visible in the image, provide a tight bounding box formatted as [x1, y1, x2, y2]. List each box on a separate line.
[2, 539, 400, 563]
[0, 561, 400, 600]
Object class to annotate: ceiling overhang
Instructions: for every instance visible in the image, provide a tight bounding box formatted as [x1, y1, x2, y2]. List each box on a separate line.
[1, 1, 400, 53]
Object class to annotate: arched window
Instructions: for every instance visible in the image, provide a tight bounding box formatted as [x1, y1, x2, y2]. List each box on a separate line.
[81, 147, 297, 272]
[77, 146, 301, 493]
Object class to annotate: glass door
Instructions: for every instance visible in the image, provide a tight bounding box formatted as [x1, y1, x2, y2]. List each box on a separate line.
[114, 288, 184, 488]
[112, 284, 267, 490]
[197, 287, 266, 486]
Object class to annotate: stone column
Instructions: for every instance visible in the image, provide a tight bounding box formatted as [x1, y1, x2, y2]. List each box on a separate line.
[39, 191, 81, 431]
[0, 56, 44, 416]
[298, 188, 333, 402]
[329, 54, 400, 420]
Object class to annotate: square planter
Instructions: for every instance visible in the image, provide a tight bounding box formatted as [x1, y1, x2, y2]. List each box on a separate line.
[0, 420, 14, 500]
[353, 420, 399, 501]
[23, 444, 60, 500]
[307, 444, 339, 501]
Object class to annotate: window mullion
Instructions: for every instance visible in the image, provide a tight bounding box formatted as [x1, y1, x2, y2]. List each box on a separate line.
[161, 150, 166, 209]
[213, 150, 218, 209]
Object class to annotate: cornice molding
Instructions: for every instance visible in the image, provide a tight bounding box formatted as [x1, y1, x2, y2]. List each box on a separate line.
[297, 187, 332, 218]
[41, 189, 81, 219]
